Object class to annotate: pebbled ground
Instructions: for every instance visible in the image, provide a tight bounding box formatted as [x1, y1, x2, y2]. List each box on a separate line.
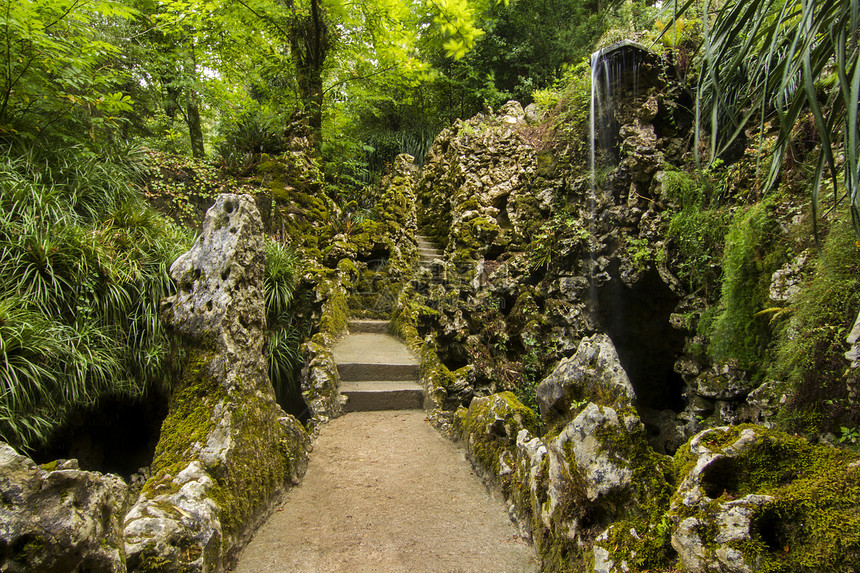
[231, 410, 538, 573]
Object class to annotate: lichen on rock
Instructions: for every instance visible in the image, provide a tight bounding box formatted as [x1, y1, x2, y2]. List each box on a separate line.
[0, 444, 128, 572]
[537, 334, 635, 427]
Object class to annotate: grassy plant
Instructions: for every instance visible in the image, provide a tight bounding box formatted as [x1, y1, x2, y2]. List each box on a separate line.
[770, 215, 860, 434]
[0, 146, 191, 450]
[663, 168, 730, 296]
[264, 240, 306, 412]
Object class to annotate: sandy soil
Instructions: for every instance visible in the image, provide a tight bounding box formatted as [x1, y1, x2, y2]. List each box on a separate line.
[231, 410, 538, 573]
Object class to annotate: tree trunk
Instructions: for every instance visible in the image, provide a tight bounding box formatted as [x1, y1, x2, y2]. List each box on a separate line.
[186, 92, 204, 158]
[289, 0, 329, 154]
[183, 49, 204, 158]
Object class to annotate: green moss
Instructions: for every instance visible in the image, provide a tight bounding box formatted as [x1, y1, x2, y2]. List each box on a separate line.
[673, 425, 860, 572]
[457, 197, 481, 212]
[208, 388, 305, 552]
[139, 345, 309, 564]
[39, 460, 59, 472]
[145, 348, 227, 497]
[454, 392, 539, 495]
[707, 200, 788, 373]
[453, 216, 501, 253]
[770, 215, 860, 435]
[315, 273, 349, 338]
[594, 517, 676, 572]
[133, 552, 173, 573]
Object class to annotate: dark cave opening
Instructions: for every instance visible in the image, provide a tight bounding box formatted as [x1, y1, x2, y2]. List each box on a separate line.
[277, 382, 312, 426]
[595, 263, 686, 413]
[753, 506, 790, 552]
[32, 392, 170, 480]
[700, 457, 740, 498]
[493, 194, 512, 230]
[437, 335, 470, 371]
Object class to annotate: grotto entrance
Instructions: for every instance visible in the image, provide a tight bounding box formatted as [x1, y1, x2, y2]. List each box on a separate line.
[31, 391, 170, 480]
[594, 262, 686, 415]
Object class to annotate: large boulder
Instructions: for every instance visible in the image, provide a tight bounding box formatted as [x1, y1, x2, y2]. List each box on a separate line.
[509, 402, 674, 570]
[454, 392, 539, 489]
[160, 193, 266, 392]
[125, 194, 311, 572]
[549, 404, 634, 503]
[0, 444, 127, 572]
[670, 425, 860, 573]
[536, 334, 635, 426]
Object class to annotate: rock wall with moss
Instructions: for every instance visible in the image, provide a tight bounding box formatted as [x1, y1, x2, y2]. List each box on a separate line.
[406, 41, 860, 571]
[411, 41, 859, 450]
[123, 194, 311, 572]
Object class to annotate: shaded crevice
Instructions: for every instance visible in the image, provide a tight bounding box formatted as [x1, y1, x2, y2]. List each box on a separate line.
[595, 262, 686, 412]
[700, 457, 740, 498]
[753, 507, 789, 552]
[438, 335, 469, 371]
[493, 195, 512, 230]
[32, 392, 170, 479]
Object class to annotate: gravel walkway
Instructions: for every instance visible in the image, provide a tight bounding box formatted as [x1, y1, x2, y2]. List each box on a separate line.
[231, 410, 538, 573]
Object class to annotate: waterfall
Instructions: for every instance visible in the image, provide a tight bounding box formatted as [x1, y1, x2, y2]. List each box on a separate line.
[589, 40, 647, 187]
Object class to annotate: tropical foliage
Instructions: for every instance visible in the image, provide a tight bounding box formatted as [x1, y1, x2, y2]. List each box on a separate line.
[0, 146, 190, 450]
[666, 0, 860, 237]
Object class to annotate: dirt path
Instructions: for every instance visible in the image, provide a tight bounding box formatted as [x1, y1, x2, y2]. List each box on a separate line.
[231, 410, 538, 573]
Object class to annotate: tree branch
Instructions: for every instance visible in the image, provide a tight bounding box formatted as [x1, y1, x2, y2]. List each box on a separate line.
[233, 0, 292, 39]
[322, 64, 397, 96]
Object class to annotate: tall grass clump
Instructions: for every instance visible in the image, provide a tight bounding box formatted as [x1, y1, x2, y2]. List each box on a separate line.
[264, 240, 307, 418]
[0, 145, 191, 450]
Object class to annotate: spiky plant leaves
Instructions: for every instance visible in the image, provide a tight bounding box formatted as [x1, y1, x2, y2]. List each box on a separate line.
[664, 0, 860, 238]
[0, 146, 192, 450]
[267, 323, 303, 402]
[264, 239, 305, 410]
[265, 240, 300, 325]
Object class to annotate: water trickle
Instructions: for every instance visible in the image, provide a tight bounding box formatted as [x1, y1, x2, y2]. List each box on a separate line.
[589, 40, 650, 185]
[587, 41, 687, 441]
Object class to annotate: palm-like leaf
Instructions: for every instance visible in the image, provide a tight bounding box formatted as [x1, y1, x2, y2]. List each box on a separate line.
[665, 0, 860, 237]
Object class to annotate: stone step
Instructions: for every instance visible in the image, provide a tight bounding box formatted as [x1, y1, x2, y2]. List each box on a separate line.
[417, 247, 440, 255]
[348, 319, 389, 334]
[333, 333, 416, 364]
[416, 236, 439, 248]
[341, 381, 425, 411]
[337, 362, 420, 382]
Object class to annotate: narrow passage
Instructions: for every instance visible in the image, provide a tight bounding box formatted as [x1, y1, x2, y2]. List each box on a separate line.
[232, 410, 538, 573]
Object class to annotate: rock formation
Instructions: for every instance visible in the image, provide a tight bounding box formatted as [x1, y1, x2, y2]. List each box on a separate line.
[124, 194, 311, 572]
[0, 446, 127, 572]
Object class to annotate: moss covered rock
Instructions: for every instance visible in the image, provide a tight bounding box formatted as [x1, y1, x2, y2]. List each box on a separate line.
[454, 392, 539, 490]
[124, 194, 311, 572]
[0, 445, 128, 572]
[537, 334, 636, 428]
[670, 425, 860, 573]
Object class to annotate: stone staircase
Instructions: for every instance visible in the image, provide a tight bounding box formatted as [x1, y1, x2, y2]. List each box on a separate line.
[416, 233, 443, 269]
[333, 319, 424, 412]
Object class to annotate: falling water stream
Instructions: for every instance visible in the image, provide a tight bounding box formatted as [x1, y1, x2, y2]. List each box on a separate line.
[587, 42, 688, 442]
